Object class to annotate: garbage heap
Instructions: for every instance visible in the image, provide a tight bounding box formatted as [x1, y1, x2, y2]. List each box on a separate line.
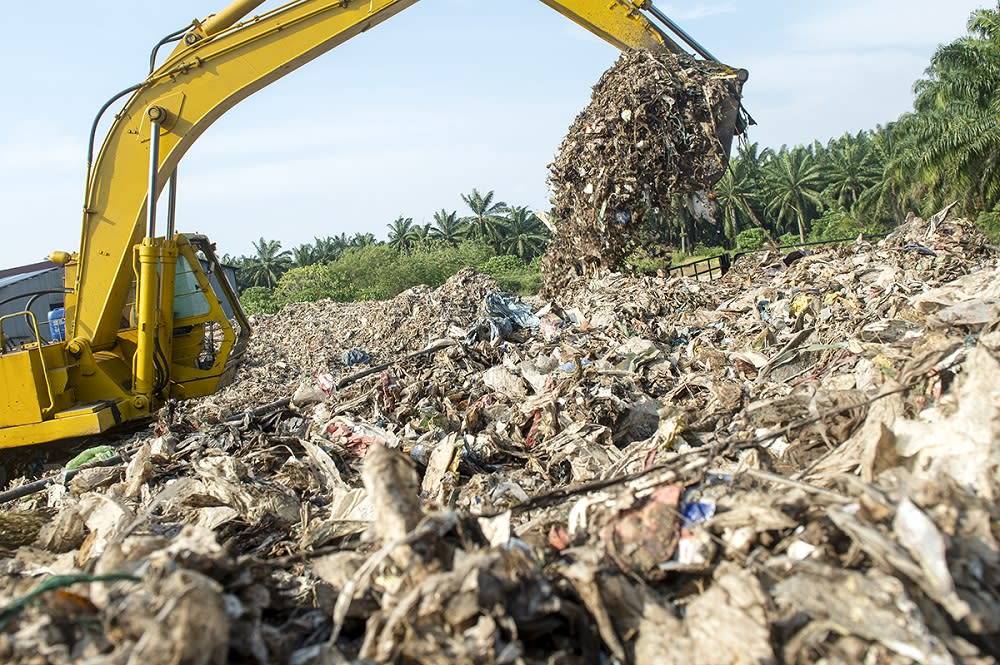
[1, 208, 999, 665]
[543, 48, 745, 294]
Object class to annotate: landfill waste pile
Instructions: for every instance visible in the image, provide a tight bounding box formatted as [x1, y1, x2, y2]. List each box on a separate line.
[204, 268, 504, 414]
[543, 48, 745, 294]
[1, 207, 999, 664]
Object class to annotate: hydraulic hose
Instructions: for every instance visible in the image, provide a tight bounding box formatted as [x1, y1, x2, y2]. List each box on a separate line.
[645, 3, 718, 61]
[86, 84, 143, 172]
[149, 24, 193, 74]
[0, 289, 72, 310]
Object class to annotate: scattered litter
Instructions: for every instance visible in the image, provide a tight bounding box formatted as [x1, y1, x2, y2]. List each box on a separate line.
[1, 209, 998, 662]
[64, 446, 117, 471]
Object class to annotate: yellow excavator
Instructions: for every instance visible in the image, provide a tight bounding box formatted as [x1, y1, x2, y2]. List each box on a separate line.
[0, 0, 746, 449]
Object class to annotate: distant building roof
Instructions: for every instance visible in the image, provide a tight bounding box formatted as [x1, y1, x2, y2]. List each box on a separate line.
[0, 266, 60, 290]
[0, 261, 58, 281]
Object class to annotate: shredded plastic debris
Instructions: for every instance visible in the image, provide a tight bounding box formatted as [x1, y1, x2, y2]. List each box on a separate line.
[2, 213, 999, 662]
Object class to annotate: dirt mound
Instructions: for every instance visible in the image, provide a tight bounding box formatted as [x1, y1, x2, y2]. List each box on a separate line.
[543, 49, 745, 293]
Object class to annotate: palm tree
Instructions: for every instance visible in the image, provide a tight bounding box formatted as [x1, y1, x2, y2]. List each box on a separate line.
[893, 6, 1000, 212]
[714, 142, 771, 244]
[291, 243, 317, 268]
[386, 216, 418, 252]
[245, 237, 292, 288]
[430, 209, 467, 245]
[822, 133, 881, 211]
[503, 206, 549, 261]
[312, 236, 343, 263]
[762, 146, 826, 242]
[350, 232, 377, 248]
[855, 124, 907, 223]
[219, 254, 253, 291]
[460, 189, 508, 249]
[412, 223, 431, 244]
[332, 233, 351, 252]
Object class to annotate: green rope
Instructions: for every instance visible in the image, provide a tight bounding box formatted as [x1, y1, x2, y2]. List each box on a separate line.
[0, 573, 140, 629]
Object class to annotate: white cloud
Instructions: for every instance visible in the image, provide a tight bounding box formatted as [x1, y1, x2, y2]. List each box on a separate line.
[740, 48, 929, 148]
[791, 0, 984, 51]
[662, 3, 737, 22]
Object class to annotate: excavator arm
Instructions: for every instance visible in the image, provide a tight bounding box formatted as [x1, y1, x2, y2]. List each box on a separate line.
[72, 0, 693, 348]
[1, 0, 742, 448]
[72, 0, 698, 348]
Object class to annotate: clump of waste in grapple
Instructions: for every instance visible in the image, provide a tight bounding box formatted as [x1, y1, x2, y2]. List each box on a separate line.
[544, 48, 745, 293]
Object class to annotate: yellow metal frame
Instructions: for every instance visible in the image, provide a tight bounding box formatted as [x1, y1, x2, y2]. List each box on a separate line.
[0, 312, 58, 419]
[0, 236, 247, 448]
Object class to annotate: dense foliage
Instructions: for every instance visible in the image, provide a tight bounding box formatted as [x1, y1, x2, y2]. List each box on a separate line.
[706, 6, 1000, 250]
[227, 7, 1000, 312]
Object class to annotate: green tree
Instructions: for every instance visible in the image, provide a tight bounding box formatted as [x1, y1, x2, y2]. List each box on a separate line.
[460, 188, 508, 250]
[893, 6, 1000, 213]
[386, 216, 419, 252]
[762, 146, 826, 242]
[244, 237, 292, 288]
[714, 142, 771, 244]
[857, 124, 907, 224]
[219, 254, 254, 292]
[240, 286, 281, 314]
[350, 232, 378, 248]
[502, 206, 549, 261]
[821, 132, 881, 211]
[312, 236, 344, 263]
[430, 209, 467, 245]
[412, 223, 431, 244]
[274, 263, 361, 303]
[291, 242, 317, 268]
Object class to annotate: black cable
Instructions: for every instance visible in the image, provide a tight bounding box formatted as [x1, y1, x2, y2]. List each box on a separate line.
[149, 24, 192, 74]
[0, 289, 72, 309]
[0, 450, 131, 505]
[86, 84, 143, 172]
[87, 24, 193, 195]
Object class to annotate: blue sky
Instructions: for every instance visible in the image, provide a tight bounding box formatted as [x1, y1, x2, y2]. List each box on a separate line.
[0, 0, 988, 268]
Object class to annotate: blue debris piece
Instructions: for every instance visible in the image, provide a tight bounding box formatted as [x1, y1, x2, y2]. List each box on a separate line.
[466, 293, 540, 345]
[341, 348, 371, 366]
[484, 293, 539, 329]
[681, 500, 716, 528]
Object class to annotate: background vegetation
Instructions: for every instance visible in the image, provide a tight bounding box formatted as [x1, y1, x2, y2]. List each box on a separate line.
[226, 7, 1000, 314]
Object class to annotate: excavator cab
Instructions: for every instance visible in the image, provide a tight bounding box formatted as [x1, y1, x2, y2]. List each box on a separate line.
[114, 234, 249, 399]
[169, 235, 250, 396]
[0, 236, 248, 449]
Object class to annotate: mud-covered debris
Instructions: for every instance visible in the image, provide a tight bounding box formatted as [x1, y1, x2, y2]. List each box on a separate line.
[0, 510, 55, 550]
[362, 445, 423, 543]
